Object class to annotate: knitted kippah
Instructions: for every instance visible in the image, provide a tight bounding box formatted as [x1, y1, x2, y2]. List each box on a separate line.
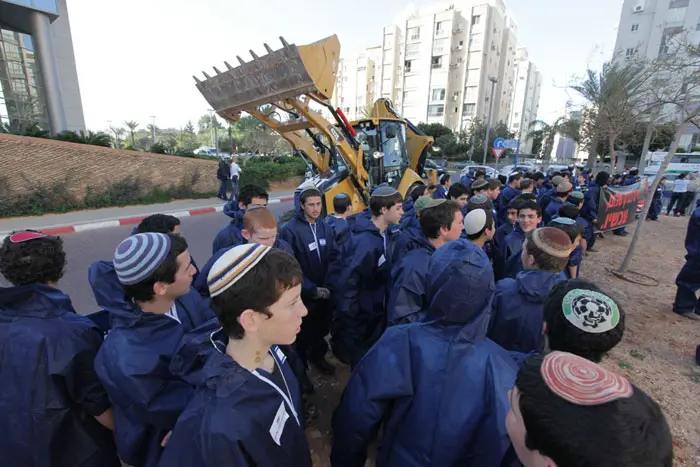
[530, 227, 572, 259]
[568, 191, 584, 201]
[551, 217, 576, 226]
[114, 233, 171, 285]
[372, 186, 399, 197]
[551, 175, 564, 187]
[464, 209, 488, 235]
[557, 181, 574, 193]
[207, 244, 271, 298]
[471, 179, 489, 191]
[414, 197, 433, 213]
[466, 193, 493, 212]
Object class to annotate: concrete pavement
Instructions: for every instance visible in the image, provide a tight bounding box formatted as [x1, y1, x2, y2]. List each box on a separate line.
[0, 199, 295, 314]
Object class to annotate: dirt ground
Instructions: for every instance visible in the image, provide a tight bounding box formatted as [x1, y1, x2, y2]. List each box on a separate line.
[304, 214, 700, 467]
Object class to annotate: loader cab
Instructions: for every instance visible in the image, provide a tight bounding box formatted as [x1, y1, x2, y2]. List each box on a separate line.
[353, 119, 410, 189]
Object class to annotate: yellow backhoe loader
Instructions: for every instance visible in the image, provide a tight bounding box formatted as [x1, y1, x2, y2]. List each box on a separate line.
[194, 35, 435, 214]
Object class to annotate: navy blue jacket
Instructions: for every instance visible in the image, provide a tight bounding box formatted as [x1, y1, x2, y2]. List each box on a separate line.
[89, 261, 212, 467]
[499, 225, 526, 279]
[567, 245, 583, 278]
[433, 184, 448, 199]
[543, 197, 565, 224]
[0, 284, 120, 467]
[279, 211, 333, 299]
[335, 216, 395, 366]
[581, 185, 602, 222]
[488, 270, 566, 353]
[538, 187, 557, 212]
[331, 239, 518, 467]
[499, 186, 521, 222]
[493, 222, 514, 280]
[158, 324, 311, 467]
[684, 201, 700, 263]
[621, 175, 640, 186]
[386, 231, 435, 326]
[194, 239, 294, 297]
[325, 214, 353, 292]
[211, 211, 245, 255]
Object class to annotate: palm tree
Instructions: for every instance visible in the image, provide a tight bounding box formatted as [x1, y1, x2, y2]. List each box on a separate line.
[570, 61, 651, 169]
[112, 127, 126, 148]
[124, 120, 139, 146]
[528, 117, 581, 160]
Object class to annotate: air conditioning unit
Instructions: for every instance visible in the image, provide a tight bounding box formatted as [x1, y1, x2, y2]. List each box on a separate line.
[453, 26, 464, 34]
[633, 3, 644, 12]
[449, 63, 458, 69]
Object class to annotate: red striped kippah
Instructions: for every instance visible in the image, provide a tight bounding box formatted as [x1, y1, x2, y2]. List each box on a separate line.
[9, 231, 47, 243]
[541, 352, 633, 405]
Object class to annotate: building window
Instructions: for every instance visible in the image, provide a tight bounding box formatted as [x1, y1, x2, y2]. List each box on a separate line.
[408, 27, 420, 41]
[465, 86, 478, 101]
[433, 38, 448, 54]
[431, 56, 443, 69]
[406, 43, 420, 59]
[431, 88, 446, 101]
[625, 48, 636, 58]
[658, 26, 683, 56]
[469, 33, 483, 49]
[404, 60, 413, 73]
[472, 15, 481, 26]
[428, 104, 445, 116]
[631, 24, 639, 32]
[435, 21, 443, 32]
[463, 103, 476, 116]
[697, 16, 700, 30]
[513, 122, 520, 129]
[357, 66, 366, 71]
[669, 0, 689, 8]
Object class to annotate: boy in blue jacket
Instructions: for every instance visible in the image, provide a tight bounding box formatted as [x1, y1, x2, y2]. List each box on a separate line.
[0, 231, 119, 467]
[280, 186, 336, 377]
[332, 239, 518, 467]
[488, 227, 571, 353]
[548, 217, 584, 279]
[159, 244, 311, 466]
[543, 181, 572, 224]
[673, 199, 700, 320]
[433, 173, 451, 199]
[502, 199, 543, 279]
[93, 233, 199, 467]
[333, 186, 403, 367]
[387, 200, 463, 326]
[212, 184, 269, 254]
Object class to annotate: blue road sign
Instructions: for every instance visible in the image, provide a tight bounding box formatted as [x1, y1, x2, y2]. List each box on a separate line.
[493, 137, 505, 149]
[504, 139, 518, 149]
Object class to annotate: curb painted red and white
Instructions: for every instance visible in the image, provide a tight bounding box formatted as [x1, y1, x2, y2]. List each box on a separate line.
[0, 195, 295, 241]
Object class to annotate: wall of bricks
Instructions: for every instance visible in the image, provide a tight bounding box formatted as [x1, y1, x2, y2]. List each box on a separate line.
[0, 134, 218, 200]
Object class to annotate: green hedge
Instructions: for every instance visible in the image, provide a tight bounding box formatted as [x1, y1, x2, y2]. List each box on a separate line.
[0, 170, 215, 218]
[239, 156, 306, 189]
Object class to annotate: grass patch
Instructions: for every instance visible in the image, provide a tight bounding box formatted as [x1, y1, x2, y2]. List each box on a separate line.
[617, 361, 633, 370]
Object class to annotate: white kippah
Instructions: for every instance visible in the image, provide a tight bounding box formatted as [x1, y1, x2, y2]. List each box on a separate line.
[464, 208, 487, 235]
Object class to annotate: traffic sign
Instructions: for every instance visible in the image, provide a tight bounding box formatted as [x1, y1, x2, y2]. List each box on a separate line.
[493, 137, 505, 149]
[504, 139, 519, 149]
[493, 147, 505, 160]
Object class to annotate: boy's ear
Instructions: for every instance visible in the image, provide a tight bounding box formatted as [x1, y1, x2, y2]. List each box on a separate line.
[241, 229, 251, 241]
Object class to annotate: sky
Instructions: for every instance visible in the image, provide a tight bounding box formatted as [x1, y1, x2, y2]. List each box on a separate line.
[65, 0, 624, 132]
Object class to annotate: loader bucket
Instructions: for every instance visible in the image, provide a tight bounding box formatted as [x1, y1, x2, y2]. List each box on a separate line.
[195, 35, 340, 116]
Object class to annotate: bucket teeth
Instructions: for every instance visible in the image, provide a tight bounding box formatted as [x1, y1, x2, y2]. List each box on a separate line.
[280, 36, 290, 48]
[224, 61, 233, 70]
[249, 49, 259, 59]
[213, 66, 222, 75]
[236, 55, 246, 65]
[264, 43, 273, 53]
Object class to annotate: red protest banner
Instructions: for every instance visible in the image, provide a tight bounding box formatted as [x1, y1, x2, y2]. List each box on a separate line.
[596, 179, 649, 231]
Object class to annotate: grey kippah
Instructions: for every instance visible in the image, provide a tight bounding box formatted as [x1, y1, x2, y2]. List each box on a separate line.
[551, 217, 576, 225]
[568, 191, 584, 201]
[372, 186, 398, 197]
[464, 209, 487, 235]
[114, 233, 171, 285]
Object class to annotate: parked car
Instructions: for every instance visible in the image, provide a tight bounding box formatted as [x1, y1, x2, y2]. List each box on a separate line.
[500, 164, 535, 176]
[423, 158, 447, 178]
[460, 165, 499, 181]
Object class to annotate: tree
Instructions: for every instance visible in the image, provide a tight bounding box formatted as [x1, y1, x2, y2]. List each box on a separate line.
[571, 61, 653, 170]
[109, 126, 125, 148]
[617, 36, 700, 275]
[527, 118, 580, 160]
[183, 121, 196, 135]
[462, 118, 515, 162]
[416, 122, 453, 140]
[124, 120, 139, 147]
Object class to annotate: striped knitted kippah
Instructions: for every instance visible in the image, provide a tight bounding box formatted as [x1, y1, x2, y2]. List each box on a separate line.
[114, 233, 171, 285]
[207, 244, 271, 298]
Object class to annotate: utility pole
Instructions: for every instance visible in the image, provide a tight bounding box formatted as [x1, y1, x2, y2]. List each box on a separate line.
[483, 77, 498, 165]
[150, 116, 157, 145]
[209, 109, 219, 157]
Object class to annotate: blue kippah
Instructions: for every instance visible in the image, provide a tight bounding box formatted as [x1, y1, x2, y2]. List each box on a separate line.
[114, 233, 171, 285]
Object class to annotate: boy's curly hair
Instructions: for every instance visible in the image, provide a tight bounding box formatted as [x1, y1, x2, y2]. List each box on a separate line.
[0, 233, 66, 286]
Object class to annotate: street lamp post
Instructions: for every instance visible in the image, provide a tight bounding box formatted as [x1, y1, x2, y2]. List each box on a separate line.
[482, 77, 498, 165]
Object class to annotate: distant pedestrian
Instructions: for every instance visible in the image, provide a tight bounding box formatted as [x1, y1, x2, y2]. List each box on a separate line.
[216, 157, 230, 200]
[667, 173, 688, 216]
[229, 156, 242, 201]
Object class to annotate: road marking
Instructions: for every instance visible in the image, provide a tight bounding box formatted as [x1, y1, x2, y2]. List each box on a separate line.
[75, 221, 121, 232]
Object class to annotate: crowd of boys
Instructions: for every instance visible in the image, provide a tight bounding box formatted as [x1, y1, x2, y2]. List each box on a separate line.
[0, 166, 683, 466]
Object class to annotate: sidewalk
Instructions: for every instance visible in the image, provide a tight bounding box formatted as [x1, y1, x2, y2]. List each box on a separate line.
[0, 189, 296, 238]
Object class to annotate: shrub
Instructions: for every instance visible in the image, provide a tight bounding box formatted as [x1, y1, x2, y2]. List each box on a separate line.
[0, 170, 216, 218]
[149, 142, 168, 154]
[54, 130, 113, 147]
[239, 156, 306, 188]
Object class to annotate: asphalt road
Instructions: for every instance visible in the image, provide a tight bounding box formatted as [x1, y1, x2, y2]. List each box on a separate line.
[0, 201, 294, 314]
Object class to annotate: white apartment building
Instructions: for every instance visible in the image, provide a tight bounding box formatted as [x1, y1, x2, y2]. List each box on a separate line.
[508, 47, 542, 154]
[612, 0, 700, 149]
[334, 0, 521, 131]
